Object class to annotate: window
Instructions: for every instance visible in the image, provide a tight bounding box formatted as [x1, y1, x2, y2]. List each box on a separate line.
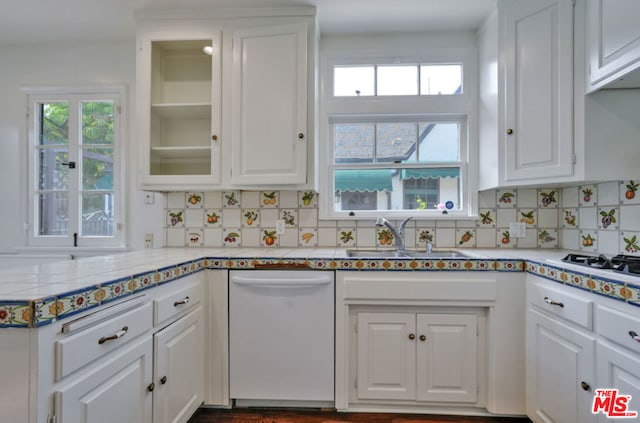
[26, 87, 125, 248]
[333, 64, 462, 97]
[319, 45, 478, 220]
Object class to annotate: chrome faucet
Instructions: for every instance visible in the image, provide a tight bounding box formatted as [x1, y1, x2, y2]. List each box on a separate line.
[375, 216, 413, 253]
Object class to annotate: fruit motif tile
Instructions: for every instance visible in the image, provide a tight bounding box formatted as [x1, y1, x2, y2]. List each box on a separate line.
[621, 180, 640, 204]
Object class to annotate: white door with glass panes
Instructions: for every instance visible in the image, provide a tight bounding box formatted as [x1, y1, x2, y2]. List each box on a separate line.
[136, 31, 222, 189]
[231, 23, 308, 185]
[27, 89, 124, 248]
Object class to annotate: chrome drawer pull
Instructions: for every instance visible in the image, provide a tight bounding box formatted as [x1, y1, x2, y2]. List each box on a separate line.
[98, 326, 128, 345]
[544, 296, 564, 308]
[629, 331, 640, 343]
[173, 296, 190, 307]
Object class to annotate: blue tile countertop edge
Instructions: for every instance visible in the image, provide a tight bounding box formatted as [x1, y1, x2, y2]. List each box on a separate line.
[0, 248, 638, 328]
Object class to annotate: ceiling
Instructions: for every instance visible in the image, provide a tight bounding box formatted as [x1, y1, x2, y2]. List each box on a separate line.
[0, 0, 495, 45]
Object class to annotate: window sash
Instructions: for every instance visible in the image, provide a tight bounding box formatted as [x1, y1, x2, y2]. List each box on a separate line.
[27, 88, 124, 248]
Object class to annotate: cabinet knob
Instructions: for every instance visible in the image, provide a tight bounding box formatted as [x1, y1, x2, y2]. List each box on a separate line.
[506, 128, 514, 135]
[147, 382, 155, 392]
[629, 330, 640, 343]
[211, 134, 218, 141]
[160, 376, 167, 385]
[419, 335, 426, 342]
[298, 133, 304, 140]
[581, 381, 590, 391]
[408, 333, 415, 340]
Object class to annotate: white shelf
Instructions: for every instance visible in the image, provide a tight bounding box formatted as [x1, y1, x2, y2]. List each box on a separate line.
[151, 146, 211, 159]
[151, 103, 211, 120]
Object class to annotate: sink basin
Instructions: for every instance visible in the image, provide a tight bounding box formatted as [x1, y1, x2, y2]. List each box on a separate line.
[346, 250, 469, 259]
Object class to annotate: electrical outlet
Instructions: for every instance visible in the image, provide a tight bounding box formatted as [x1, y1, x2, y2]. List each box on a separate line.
[276, 219, 286, 235]
[509, 222, 526, 238]
[144, 233, 153, 248]
[144, 192, 154, 205]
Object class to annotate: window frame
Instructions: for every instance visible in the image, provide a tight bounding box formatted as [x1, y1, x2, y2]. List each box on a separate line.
[319, 44, 479, 220]
[25, 86, 126, 248]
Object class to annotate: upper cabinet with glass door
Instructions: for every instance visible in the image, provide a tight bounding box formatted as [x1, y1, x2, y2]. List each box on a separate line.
[137, 29, 222, 190]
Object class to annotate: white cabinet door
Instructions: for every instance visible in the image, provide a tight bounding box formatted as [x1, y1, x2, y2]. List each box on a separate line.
[588, 0, 640, 89]
[137, 30, 223, 189]
[54, 336, 153, 423]
[356, 312, 416, 400]
[416, 313, 477, 403]
[153, 306, 204, 423]
[500, 0, 574, 182]
[526, 309, 596, 423]
[231, 23, 308, 185]
[596, 342, 640, 422]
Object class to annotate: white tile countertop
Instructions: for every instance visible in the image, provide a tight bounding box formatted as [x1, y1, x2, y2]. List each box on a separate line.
[0, 247, 637, 328]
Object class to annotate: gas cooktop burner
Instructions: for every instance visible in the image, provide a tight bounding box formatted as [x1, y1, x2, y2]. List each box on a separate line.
[561, 253, 640, 276]
[561, 253, 613, 269]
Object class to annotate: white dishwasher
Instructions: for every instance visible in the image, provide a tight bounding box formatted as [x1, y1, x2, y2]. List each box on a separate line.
[229, 270, 334, 406]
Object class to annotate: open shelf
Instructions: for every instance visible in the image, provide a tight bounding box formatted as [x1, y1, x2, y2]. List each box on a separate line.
[151, 103, 211, 120]
[150, 146, 211, 159]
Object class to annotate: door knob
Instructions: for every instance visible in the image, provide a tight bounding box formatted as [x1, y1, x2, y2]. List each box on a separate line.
[298, 133, 304, 139]
[419, 335, 426, 341]
[581, 381, 590, 391]
[506, 128, 513, 135]
[408, 333, 415, 340]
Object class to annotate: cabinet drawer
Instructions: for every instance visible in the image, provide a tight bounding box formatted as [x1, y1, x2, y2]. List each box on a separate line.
[55, 301, 152, 381]
[598, 305, 640, 354]
[529, 282, 593, 330]
[154, 276, 202, 326]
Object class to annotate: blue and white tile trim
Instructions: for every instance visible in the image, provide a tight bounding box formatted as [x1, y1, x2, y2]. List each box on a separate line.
[1, 255, 638, 328]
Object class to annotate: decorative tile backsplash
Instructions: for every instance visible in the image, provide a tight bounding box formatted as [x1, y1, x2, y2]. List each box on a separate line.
[163, 181, 640, 255]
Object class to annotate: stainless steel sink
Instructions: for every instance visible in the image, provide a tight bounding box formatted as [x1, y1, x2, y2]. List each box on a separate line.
[346, 250, 469, 259]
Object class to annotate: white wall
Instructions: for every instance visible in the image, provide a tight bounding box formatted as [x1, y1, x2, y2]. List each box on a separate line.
[0, 39, 165, 253]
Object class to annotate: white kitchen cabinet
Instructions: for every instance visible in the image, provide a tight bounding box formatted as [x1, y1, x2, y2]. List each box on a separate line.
[479, 0, 574, 189]
[356, 311, 478, 403]
[479, 0, 640, 189]
[231, 23, 308, 185]
[136, 22, 223, 190]
[356, 312, 417, 401]
[153, 306, 204, 423]
[587, 0, 640, 90]
[136, 9, 316, 191]
[54, 336, 153, 423]
[50, 298, 155, 423]
[336, 271, 525, 414]
[500, 0, 575, 184]
[151, 273, 205, 423]
[526, 309, 596, 423]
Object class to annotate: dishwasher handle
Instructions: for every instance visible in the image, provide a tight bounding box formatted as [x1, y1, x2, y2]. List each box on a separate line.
[231, 275, 332, 288]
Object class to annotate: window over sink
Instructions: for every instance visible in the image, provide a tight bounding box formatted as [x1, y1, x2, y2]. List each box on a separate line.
[319, 36, 478, 220]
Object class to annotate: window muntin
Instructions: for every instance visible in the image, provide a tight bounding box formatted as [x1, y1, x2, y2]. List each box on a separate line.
[333, 63, 463, 97]
[28, 89, 123, 247]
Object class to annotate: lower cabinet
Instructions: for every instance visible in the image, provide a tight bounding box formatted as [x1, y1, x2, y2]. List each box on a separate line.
[526, 274, 640, 423]
[153, 306, 204, 423]
[526, 309, 596, 423]
[54, 336, 153, 423]
[356, 311, 477, 403]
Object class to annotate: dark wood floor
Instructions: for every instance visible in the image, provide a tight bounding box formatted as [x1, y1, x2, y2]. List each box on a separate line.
[188, 408, 531, 423]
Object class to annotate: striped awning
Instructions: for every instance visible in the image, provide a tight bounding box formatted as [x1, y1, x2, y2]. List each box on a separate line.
[401, 168, 459, 180]
[334, 169, 393, 192]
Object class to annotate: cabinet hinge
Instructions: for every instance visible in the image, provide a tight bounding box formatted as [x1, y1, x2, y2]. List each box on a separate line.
[47, 412, 57, 423]
[572, 153, 577, 165]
